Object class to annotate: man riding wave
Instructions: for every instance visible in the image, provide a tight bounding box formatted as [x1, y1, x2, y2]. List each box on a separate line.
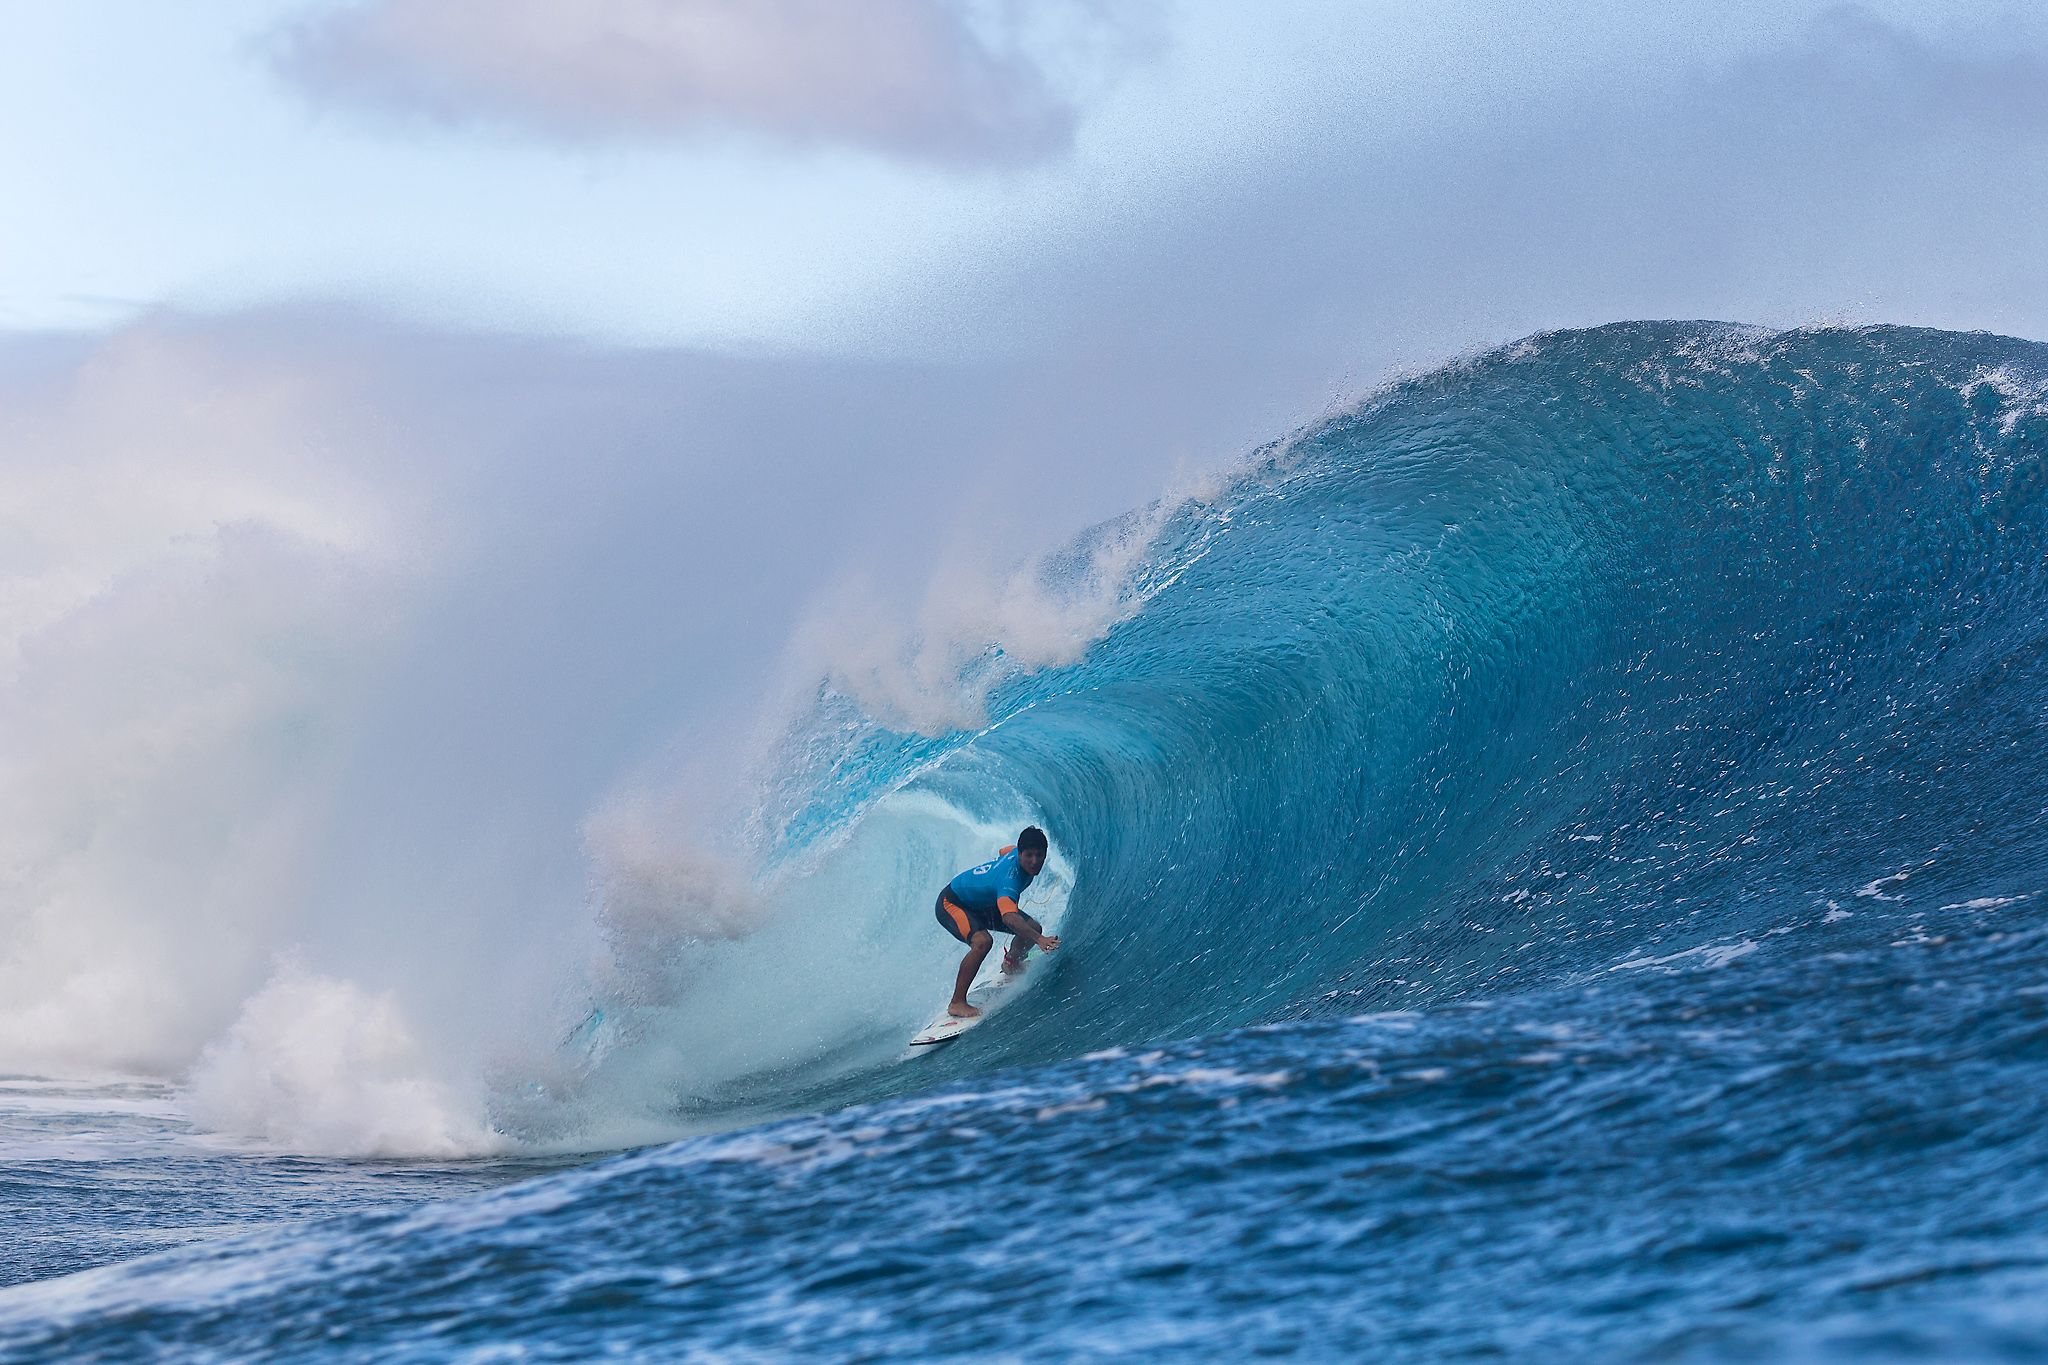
[934, 826, 1060, 1018]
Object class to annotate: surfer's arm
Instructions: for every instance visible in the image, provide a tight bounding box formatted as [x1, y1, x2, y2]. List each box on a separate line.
[998, 897, 1060, 950]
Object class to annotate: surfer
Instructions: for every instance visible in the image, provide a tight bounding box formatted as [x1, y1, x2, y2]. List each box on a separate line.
[934, 826, 1061, 1018]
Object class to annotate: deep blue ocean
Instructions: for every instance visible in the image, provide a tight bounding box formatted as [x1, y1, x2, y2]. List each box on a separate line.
[6, 320, 2048, 1361]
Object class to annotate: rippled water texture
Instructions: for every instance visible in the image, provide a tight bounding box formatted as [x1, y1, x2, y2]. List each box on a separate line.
[5, 322, 2047, 1360]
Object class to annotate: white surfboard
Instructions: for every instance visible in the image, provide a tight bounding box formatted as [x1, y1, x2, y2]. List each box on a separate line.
[907, 971, 1022, 1046]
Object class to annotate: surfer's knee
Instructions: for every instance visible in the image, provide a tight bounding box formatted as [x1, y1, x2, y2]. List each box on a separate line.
[968, 930, 992, 951]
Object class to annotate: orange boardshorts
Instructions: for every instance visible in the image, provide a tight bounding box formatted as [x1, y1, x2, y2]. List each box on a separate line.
[934, 889, 1006, 944]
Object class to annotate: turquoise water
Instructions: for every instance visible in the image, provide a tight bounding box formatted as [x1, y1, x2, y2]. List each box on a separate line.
[5, 321, 2047, 1360]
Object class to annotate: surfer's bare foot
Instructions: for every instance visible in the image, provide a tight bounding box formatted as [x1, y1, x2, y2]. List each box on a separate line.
[1001, 956, 1028, 975]
[947, 1001, 982, 1019]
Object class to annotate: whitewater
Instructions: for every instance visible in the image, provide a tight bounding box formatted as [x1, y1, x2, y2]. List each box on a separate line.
[4, 319, 2048, 1360]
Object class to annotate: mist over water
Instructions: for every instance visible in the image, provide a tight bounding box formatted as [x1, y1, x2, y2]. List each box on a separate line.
[0, 308, 1231, 1156]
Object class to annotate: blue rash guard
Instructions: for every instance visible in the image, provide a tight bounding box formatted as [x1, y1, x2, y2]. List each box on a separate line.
[943, 848, 1037, 934]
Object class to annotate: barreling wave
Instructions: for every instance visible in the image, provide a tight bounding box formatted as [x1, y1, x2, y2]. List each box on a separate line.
[535, 319, 2048, 1132]
[12, 320, 2048, 1360]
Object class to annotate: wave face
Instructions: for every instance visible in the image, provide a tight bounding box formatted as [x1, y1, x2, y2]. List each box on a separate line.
[10, 320, 2048, 1357]
[703, 319, 2048, 1111]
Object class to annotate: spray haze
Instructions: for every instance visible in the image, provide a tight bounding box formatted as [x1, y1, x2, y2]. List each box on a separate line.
[0, 313, 1203, 1150]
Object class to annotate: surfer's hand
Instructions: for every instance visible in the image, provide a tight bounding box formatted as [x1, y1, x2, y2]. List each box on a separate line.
[1037, 934, 1061, 951]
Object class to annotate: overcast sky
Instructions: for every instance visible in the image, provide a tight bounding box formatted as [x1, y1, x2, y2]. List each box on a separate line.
[7, 0, 2045, 363]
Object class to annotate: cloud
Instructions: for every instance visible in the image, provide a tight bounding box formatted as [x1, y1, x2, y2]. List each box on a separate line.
[271, 0, 1143, 165]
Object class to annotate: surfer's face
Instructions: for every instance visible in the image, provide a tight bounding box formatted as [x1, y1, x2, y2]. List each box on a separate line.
[1019, 847, 1046, 876]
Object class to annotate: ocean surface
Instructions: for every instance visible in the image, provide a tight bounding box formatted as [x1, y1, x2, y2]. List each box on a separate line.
[5, 320, 2048, 1360]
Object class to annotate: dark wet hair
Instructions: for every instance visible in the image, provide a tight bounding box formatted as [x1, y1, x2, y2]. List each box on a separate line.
[1018, 826, 1048, 854]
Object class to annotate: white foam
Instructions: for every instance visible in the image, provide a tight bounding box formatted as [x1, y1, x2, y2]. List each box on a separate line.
[790, 478, 1209, 737]
[0, 1077, 197, 1164]
[1961, 365, 2048, 438]
[185, 962, 504, 1158]
[1609, 939, 1759, 973]
[1347, 1011, 1422, 1028]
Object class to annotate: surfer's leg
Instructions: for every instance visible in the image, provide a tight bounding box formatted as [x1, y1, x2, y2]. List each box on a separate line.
[934, 891, 976, 945]
[1001, 914, 1042, 973]
[951, 930, 993, 1017]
